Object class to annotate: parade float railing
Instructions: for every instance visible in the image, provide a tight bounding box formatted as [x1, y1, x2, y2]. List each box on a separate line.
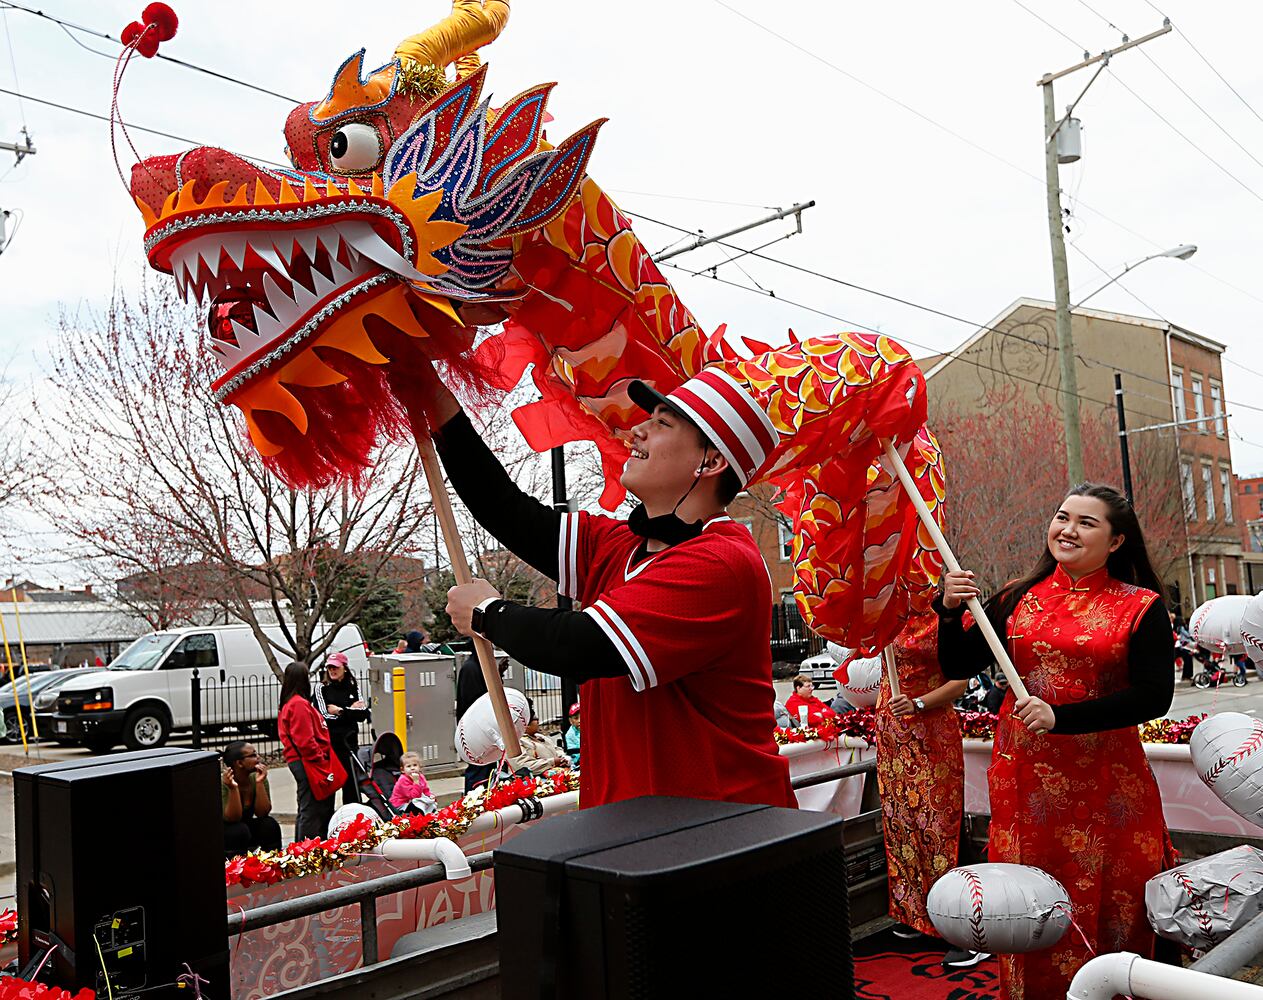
[227, 852, 497, 970]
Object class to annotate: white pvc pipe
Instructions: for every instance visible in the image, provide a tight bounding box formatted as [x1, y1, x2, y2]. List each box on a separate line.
[375, 836, 471, 880]
[1067, 951, 1263, 1000]
[465, 789, 580, 836]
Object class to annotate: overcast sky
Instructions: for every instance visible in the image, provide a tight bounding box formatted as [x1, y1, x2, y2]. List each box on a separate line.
[3, 0, 1263, 583]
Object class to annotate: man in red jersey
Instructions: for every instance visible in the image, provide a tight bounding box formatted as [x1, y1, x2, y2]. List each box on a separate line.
[428, 365, 794, 810]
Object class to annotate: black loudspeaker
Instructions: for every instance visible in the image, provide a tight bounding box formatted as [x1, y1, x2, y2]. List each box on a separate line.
[495, 796, 852, 999]
[15, 748, 229, 996]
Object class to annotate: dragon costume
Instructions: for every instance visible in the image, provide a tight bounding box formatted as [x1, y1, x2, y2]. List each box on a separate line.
[126, 1, 944, 653]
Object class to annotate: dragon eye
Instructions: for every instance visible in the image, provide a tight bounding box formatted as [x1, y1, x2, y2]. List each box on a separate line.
[327, 123, 381, 172]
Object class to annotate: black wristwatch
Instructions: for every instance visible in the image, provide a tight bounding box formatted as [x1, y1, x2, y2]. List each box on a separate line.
[470, 598, 497, 638]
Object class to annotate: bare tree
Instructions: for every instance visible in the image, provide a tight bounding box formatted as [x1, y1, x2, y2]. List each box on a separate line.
[32, 278, 433, 675]
[935, 388, 1194, 597]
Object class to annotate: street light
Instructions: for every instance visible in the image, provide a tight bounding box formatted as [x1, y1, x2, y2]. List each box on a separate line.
[1072, 244, 1198, 309]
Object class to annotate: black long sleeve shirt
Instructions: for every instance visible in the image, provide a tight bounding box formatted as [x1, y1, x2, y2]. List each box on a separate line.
[936, 592, 1174, 735]
[433, 411, 628, 683]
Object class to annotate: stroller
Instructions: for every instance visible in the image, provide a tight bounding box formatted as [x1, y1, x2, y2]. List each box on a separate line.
[358, 732, 405, 820]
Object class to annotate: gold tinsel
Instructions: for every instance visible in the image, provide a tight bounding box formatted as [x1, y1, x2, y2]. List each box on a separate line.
[397, 59, 451, 101]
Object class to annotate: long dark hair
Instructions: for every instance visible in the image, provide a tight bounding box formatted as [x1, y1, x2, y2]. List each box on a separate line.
[992, 482, 1166, 622]
[278, 661, 312, 711]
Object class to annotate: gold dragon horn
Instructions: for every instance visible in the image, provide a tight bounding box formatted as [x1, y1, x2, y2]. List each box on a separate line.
[395, 0, 511, 93]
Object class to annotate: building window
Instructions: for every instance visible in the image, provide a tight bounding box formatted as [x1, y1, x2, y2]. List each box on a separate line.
[1222, 468, 1234, 522]
[1203, 463, 1216, 521]
[1247, 484, 1254, 495]
[777, 518, 793, 562]
[1181, 461, 1196, 520]
[736, 518, 754, 538]
[1171, 367, 1186, 422]
[1250, 522, 1263, 554]
[1210, 379, 1225, 437]
[1191, 375, 1205, 432]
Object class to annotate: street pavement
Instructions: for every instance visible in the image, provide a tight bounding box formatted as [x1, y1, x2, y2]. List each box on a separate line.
[0, 674, 1244, 907]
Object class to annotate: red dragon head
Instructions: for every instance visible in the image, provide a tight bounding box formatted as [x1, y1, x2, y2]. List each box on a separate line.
[129, 1, 604, 483]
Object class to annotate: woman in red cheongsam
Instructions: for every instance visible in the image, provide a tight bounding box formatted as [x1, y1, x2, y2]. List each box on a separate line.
[874, 609, 969, 960]
[936, 483, 1175, 999]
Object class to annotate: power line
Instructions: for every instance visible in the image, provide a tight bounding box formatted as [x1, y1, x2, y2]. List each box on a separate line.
[1009, 0, 1087, 53]
[1138, 0, 1263, 127]
[715, 0, 1263, 318]
[660, 256, 1123, 411]
[0, 84, 288, 168]
[0, 7, 25, 128]
[1108, 67, 1263, 205]
[631, 207, 1263, 417]
[0, 1, 299, 104]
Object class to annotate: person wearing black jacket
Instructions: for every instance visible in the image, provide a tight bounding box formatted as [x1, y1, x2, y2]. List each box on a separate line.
[314, 652, 368, 805]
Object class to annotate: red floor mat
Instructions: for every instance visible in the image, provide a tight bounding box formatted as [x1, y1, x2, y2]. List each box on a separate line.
[854, 931, 1000, 1000]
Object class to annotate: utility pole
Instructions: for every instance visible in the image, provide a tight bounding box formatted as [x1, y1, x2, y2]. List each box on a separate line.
[1114, 374, 1134, 503]
[551, 445, 577, 738]
[0, 127, 34, 165]
[1038, 23, 1171, 485]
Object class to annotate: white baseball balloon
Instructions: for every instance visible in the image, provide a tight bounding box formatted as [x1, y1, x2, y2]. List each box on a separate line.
[927, 863, 1070, 954]
[455, 688, 530, 765]
[828, 643, 882, 708]
[1190, 712, 1263, 827]
[1189, 596, 1253, 656]
[1240, 593, 1263, 663]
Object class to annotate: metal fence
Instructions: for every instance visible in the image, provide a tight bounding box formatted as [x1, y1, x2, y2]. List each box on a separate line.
[771, 602, 826, 664]
[190, 668, 373, 758]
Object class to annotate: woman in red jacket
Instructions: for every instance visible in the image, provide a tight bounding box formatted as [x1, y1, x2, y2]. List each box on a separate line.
[278, 661, 346, 840]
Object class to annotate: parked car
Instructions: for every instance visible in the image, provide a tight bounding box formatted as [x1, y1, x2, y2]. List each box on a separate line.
[1, 669, 102, 742]
[31, 668, 107, 742]
[49, 622, 369, 753]
[800, 650, 837, 688]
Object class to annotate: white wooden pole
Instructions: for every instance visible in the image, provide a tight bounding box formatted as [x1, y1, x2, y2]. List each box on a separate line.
[882, 646, 901, 699]
[881, 440, 1029, 701]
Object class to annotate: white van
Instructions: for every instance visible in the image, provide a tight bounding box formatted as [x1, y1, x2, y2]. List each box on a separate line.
[49, 622, 368, 752]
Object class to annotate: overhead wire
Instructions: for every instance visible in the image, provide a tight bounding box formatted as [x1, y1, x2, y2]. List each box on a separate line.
[659, 256, 1123, 410]
[719, 0, 1263, 314]
[1137, 0, 1263, 127]
[0, 1, 299, 103]
[0, 84, 289, 168]
[0, 5, 25, 127]
[632, 207, 1263, 417]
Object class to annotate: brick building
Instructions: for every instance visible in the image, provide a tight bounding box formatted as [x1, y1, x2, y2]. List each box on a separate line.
[1236, 474, 1263, 592]
[923, 298, 1241, 615]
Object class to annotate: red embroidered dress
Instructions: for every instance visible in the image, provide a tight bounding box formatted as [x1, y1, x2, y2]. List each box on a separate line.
[982, 566, 1175, 999]
[874, 610, 963, 933]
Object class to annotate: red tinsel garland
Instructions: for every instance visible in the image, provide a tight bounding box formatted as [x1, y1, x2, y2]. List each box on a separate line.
[775, 709, 1210, 748]
[225, 770, 580, 889]
[0, 908, 15, 945]
[0, 980, 92, 1000]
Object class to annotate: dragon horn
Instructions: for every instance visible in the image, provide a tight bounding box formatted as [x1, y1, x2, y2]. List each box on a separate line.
[395, 0, 511, 81]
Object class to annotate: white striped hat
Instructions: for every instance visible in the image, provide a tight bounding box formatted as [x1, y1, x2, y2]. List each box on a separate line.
[628, 369, 779, 487]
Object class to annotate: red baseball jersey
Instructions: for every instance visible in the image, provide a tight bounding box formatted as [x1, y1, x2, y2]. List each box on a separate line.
[558, 510, 795, 809]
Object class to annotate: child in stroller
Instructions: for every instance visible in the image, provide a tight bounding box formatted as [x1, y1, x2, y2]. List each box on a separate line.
[358, 733, 439, 818]
[389, 752, 438, 815]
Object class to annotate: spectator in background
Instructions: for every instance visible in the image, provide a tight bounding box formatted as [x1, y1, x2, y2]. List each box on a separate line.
[221, 741, 281, 858]
[565, 702, 581, 766]
[389, 751, 437, 814]
[828, 690, 856, 716]
[984, 670, 1009, 715]
[278, 661, 345, 840]
[1171, 612, 1195, 683]
[395, 629, 443, 655]
[315, 652, 368, 805]
[785, 675, 836, 727]
[510, 700, 573, 776]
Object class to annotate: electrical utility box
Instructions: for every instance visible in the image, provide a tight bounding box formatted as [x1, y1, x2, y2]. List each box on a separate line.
[368, 653, 459, 767]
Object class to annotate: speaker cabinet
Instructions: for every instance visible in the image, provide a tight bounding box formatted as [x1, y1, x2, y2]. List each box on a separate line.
[15, 748, 228, 995]
[495, 796, 852, 999]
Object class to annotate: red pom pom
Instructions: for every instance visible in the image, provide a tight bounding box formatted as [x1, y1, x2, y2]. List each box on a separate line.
[142, 2, 178, 42]
[135, 30, 160, 58]
[120, 20, 145, 46]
